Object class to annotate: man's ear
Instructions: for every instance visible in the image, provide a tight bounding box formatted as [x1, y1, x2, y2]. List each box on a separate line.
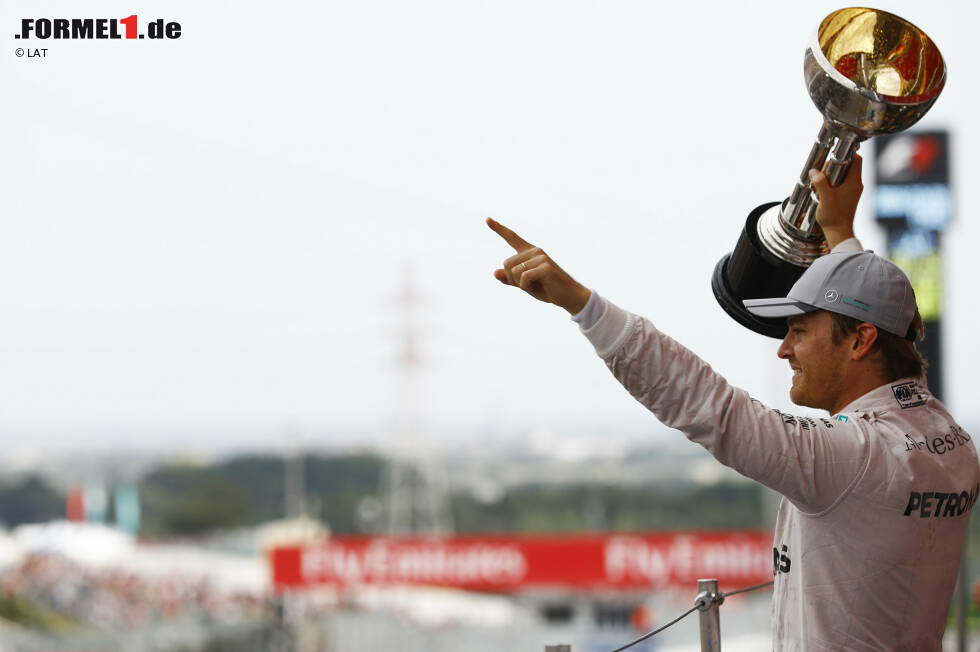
[851, 323, 879, 361]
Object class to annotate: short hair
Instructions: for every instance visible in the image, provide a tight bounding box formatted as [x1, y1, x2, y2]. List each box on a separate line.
[829, 311, 927, 382]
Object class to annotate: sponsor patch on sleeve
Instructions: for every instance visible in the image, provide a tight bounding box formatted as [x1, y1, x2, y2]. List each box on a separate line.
[769, 408, 828, 430]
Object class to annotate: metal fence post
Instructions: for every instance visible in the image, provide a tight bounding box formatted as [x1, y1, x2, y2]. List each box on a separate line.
[696, 578, 722, 652]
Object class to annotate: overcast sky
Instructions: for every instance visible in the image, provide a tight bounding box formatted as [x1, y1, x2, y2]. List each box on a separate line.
[2, 0, 979, 457]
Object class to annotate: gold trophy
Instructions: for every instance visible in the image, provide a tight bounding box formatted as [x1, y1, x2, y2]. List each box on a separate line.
[712, 8, 946, 337]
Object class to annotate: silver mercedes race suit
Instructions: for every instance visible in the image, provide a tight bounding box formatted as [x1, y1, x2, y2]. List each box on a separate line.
[576, 296, 979, 651]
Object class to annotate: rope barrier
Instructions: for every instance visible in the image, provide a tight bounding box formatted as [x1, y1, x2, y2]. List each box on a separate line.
[606, 579, 775, 652]
[719, 580, 774, 600]
[607, 605, 700, 652]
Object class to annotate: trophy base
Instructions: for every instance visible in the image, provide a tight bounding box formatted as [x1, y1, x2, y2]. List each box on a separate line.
[711, 201, 809, 339]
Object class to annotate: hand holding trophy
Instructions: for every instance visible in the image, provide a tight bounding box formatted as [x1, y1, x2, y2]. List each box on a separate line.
[711, 8, 945, 338]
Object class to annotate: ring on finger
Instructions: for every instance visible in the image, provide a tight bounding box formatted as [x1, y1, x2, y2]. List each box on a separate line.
[520, 262, 528, 273]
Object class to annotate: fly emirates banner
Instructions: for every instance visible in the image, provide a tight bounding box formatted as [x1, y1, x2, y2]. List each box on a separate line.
[272, 532, 773, 592]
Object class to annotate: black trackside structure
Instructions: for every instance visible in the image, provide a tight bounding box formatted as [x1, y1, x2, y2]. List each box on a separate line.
[873, 130, 951, 402]
[711, 201, 806, 340]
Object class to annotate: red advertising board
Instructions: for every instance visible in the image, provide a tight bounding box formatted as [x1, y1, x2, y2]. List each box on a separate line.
[272, 531, 773, 592]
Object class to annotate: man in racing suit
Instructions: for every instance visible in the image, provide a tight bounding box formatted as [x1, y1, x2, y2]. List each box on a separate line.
[488, 158, 979, 650]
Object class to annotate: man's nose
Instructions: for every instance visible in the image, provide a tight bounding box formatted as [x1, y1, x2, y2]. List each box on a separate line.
[777, 334, 792, 359]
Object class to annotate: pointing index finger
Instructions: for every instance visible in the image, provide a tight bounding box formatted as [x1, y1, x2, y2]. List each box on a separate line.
[486, 217, 534, 252]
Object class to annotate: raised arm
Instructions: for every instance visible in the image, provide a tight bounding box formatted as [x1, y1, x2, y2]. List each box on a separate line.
[810, 153, 863, 249]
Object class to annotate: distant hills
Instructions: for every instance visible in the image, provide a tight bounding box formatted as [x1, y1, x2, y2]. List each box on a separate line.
[0, 442, 772, 536]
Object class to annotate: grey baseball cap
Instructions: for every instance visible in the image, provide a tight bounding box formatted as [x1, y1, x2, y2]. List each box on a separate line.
[742, 250, 918, 339]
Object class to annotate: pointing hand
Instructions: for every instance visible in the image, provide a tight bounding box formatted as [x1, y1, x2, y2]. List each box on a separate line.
[487, 218, 591, 315]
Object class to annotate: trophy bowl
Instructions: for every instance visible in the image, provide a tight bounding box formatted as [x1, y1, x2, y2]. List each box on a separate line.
[807, 7, 945, 138]
[712, 7, 945, 338]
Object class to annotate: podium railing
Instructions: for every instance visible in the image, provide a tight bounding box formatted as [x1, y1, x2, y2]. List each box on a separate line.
[545, 577, 774, 652]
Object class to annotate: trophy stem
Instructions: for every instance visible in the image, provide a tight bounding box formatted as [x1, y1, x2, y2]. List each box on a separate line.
[824, 130, 861, 185]
[797, 130, 861, 234]
[755, 121, 863, 267]
[782, 121, 835, 230]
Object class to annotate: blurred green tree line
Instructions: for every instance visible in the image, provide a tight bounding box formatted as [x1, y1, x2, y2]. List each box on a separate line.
[0, 454, 768, 536]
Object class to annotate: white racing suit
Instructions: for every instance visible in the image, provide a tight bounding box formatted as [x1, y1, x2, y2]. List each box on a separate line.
[576, 296, 979, 651]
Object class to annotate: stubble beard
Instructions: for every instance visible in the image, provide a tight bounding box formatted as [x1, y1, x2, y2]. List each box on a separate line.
[788, 368, 843, 414]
